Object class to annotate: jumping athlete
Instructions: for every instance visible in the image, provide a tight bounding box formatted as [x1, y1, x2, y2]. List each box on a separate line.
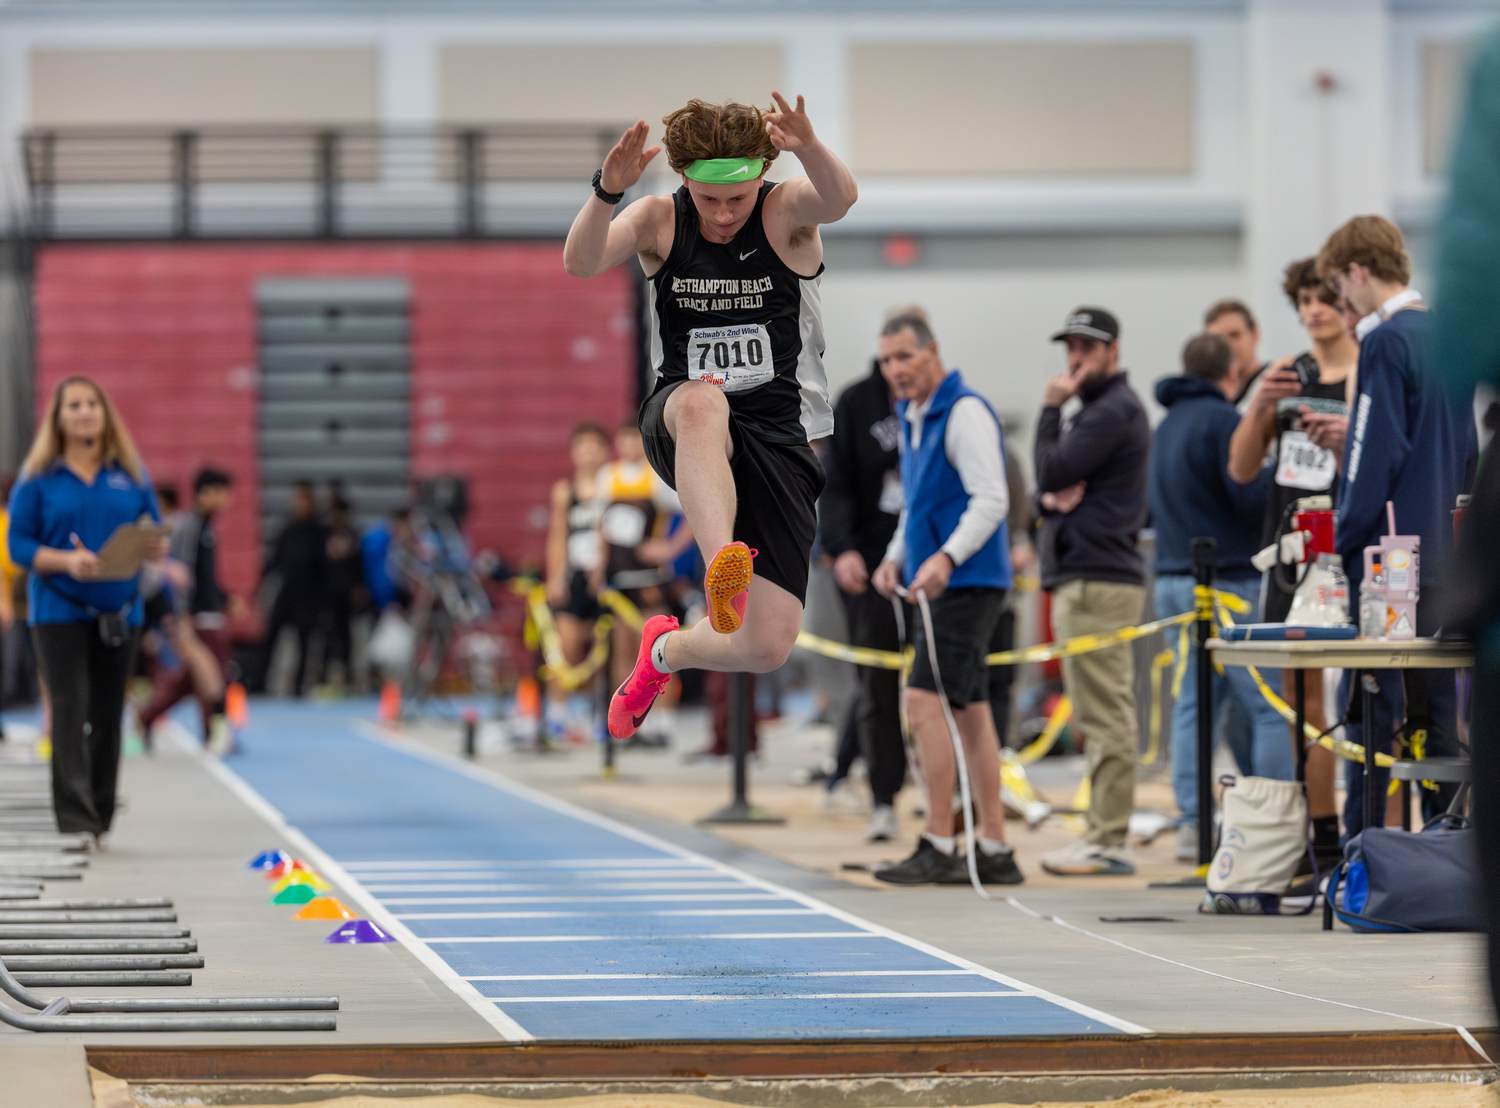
[564, 94, 858, 738]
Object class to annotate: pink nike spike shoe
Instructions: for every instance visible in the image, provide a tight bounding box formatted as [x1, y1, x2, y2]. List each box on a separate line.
[608, 614, 680, 739]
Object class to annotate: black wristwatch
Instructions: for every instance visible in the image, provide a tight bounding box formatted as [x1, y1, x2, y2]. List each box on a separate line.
[591, 169, 625, 205]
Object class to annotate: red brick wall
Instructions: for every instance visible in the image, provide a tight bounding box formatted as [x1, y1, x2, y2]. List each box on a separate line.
[32, 243, 637, 598]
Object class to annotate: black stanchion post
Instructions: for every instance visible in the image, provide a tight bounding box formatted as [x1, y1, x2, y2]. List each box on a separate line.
[1191, 536, 1217, 868]
[700, 673, 784, 825]
[601, 631, 616, 780]
[462, 710, 478, 760]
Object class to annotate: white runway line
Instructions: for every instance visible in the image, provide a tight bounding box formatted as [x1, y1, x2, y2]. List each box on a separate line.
[380, 894, 788, 906]
[355, 718, 1155, 1037]
[427, 932, 871, 943]
[490, 992, 1028, 1003]
[465, 970, 982, 981]
[360, 882, 750, 893]
[394, 908, 820, 920]
[341, 858, 700, 869]
[346, 869, 723, 880]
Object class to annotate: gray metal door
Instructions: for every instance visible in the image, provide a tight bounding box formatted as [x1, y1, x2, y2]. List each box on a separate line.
[255, 277, 411, 543]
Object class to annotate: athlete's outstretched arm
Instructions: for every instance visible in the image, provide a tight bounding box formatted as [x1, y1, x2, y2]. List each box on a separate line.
[765, 92, 858, 226]
[563, 121, 663, 278]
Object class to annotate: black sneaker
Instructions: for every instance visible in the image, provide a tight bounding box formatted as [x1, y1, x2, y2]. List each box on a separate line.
[937, 846, 1025, 885]
[874, 837, 966, 885]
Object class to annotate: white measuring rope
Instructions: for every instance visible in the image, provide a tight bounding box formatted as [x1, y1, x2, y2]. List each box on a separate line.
[1001, 895, 1494, 1066]
[901, 586, 989, 900]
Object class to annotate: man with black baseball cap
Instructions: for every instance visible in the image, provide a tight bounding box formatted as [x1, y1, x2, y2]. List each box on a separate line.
[1034, 306, 1151, 876]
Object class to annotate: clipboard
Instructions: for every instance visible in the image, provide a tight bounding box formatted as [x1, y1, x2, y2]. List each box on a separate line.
[91, 517, 171, 581]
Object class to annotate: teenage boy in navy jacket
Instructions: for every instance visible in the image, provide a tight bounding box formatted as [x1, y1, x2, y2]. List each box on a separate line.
[1151, 334, 1290, 862]
[1318, 215, 1478, 836]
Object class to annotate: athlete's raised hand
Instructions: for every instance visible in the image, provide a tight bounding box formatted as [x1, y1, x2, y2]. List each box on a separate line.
[766, 92, 818, 152]
[600, 120, 662, 194]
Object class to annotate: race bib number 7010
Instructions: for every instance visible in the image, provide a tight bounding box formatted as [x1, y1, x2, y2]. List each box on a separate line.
[687, 324, 775, 394]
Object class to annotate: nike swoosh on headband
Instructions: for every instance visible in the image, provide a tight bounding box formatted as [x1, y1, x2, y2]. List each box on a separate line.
[684, 157, 766, 184]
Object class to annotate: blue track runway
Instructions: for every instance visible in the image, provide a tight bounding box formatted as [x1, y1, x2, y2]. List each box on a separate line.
[216, 702, 1146, 1042]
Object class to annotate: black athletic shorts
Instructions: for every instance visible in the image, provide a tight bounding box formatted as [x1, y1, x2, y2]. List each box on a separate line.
[142, 590, 173, 631]
[908, 587, 1008, 708]
[552, 571, 602, 622]
[640, 380, 824, 605]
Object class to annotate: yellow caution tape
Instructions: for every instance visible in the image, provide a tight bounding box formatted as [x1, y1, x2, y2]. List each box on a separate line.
[795, 631, 914, 669]
[999, 749, 1042, 810]
[1009, 695, 1071, 766]
[598, 588, 646, 632]
[522, 584, 615, 692]
[1143, 647, 1175, 767]
[795, 609, 1196, 670]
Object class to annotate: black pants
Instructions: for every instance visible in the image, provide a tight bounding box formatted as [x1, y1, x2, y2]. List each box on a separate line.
[266, 593, 319, 696]
[841, 588, 907, 808]
[33, 621, 138, 835]
[322, 596, 353, 684]
[988, 605, 1017, 746]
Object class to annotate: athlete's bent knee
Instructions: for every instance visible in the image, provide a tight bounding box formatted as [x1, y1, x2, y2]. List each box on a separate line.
[741, 627, 797, 674]
[670, 382, 730, 429]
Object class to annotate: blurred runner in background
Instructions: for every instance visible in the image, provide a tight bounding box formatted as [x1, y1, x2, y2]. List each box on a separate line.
[543, 423, 609, 743]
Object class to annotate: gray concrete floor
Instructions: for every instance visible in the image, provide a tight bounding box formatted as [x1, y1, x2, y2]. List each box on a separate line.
[0, 734, 499, 1053]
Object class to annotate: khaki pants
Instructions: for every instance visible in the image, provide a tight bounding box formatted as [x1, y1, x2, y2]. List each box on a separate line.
[1051, 579, 1145, 847]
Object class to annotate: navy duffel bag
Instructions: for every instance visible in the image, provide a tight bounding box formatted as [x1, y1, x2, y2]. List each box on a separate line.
[1328, 816, 1481, 933]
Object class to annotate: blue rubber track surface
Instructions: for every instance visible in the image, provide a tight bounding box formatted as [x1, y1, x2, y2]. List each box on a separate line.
[222, 702, 1142, 1042]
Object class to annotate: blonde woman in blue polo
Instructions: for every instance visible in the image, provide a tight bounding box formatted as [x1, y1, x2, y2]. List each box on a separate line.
[9, 377, 163, 842]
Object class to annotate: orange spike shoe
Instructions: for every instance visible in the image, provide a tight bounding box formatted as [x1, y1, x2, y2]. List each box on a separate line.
[705, 542, 756, 634]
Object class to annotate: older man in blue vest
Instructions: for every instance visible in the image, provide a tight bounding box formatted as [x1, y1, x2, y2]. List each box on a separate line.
[871, 314, 1022, 886]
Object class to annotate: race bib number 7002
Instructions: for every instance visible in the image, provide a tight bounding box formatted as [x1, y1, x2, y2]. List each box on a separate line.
[687, 324, 775, 394]
[1277, 429, 1336, 491]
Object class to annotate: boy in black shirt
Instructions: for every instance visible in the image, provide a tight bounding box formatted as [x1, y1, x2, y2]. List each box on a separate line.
[1226, 258, 1358, 869]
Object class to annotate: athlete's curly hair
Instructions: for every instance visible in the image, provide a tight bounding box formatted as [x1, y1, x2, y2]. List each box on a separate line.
[661, 100, 780, 174]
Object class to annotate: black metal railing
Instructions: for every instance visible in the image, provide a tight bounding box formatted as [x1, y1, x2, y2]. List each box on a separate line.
[21, 124, 626, 240]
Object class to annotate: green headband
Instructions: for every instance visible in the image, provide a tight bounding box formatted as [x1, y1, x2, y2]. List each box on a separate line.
[683, 158, 765, 184]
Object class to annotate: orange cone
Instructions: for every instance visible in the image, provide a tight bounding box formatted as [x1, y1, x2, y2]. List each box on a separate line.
[378, 680, 402, 723]
[515, 675, 541, 719]
[292, 896, 358, 921]
[226, 682, 249, 728]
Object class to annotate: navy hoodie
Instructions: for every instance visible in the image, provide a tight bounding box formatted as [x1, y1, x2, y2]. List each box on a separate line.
[1150, 375, 1270, 578]
[1337, 307, 1476, 596]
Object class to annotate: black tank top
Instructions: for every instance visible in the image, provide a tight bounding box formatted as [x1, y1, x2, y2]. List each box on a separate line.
[564, 483, 602, 576]
[646, 182, 832, 446]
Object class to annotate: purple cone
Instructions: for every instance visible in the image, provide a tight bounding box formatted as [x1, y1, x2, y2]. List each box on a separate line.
[325, 919, 394, 944]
